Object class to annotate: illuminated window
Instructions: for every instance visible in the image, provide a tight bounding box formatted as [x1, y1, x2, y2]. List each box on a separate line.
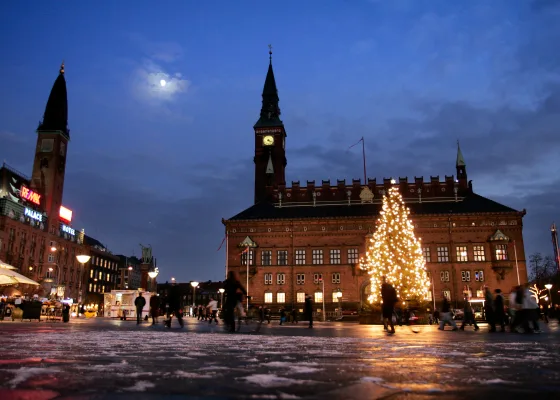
[277, 250, 288, 265]
[456, 246, 468, 262]
[476, 289, 484, 298]
[264, 292, 273, 303]
[312, 249, 323, 264]
[332, 291, 342, 302]
[330, 249, 341, 264]
[277, 273, 285, 285]
[241, 250, 255, 265]
[437, 247, 449, 262]
[90, 269, 94, 278]
[347, 248, 359, 264]
[314, 291, 323, 303]
[313, 273, 323, 284]
[277, 292, 286, 303]
[442, 290, 451, 300]
[475, 270, 484, 282]
[473, 245, 485, 261]
[48, 254, 55, 263]
[297, 292, 305, 303]
[261, 251, 272, 266]
[495, 244, 508, 261]
[332, 273, 340, 284]
[296, 274, 305, 285]
[422, 247, 431, 263]
[264, 273, 272, 285]
[461, 270, 471, 282]
[426, 290, 433, 301]
[295, 250, 306, 265]
[440, 271, 450, 282]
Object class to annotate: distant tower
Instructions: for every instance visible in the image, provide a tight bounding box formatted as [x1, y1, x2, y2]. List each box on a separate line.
[551, 223, 560, 272]
[253, 46, 287, 204]
[30, 62, 70, 225]
[456, 141, 468, 192]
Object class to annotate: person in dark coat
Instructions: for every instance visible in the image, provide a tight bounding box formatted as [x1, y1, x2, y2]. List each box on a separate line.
[304, 294, 313, 328]
[223, 271, 246, 332]
[149, 294, 160, 325]
[381, 277, 397, 334]
[134, 292, 146, 325]
[494, 289, 506, 332]
[165, 282, 184, 328]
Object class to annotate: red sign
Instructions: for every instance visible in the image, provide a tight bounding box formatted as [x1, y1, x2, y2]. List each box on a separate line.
[59, 206, 73, 222]
[20, 185, 41, 205]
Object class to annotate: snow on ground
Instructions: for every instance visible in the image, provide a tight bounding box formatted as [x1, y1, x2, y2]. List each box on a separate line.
[0, 321, 559, 398]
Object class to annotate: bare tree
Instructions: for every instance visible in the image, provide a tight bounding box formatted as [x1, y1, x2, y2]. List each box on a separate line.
[528, 252, 556, 283]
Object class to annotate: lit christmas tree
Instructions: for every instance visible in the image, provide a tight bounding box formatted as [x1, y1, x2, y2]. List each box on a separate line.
[360, 185, 431, 304]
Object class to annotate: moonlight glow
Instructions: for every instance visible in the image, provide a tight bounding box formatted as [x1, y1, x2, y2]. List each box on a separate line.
[160, 79, 167, 87]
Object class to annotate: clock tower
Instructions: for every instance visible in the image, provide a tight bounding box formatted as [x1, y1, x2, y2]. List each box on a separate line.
[30, 63, 70, 226]
[253, 48, 287, 204]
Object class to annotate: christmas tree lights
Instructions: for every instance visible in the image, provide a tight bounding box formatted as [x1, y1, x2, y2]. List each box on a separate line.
[360, 185, 431, 304]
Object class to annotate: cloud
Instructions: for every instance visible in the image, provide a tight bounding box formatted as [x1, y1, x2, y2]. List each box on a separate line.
[126, 32, 184, 63]
[132, 58, 191, 102]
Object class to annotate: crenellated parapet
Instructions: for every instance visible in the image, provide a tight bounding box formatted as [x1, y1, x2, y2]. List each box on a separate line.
[272, 175, 471, 205]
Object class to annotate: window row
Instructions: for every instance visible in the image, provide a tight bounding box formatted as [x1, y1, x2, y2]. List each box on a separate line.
[263, 291, 344, 304]
[264, 273, 341, 285]
[438, 270, 484, 283]
[422, 244, 509, 263]
[242, 249, 359, 266]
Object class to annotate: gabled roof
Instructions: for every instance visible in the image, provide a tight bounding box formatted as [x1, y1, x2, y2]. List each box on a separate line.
[226, 192, 520, 221]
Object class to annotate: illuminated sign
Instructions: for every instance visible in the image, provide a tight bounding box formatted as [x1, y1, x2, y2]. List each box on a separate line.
[59, 206, 73, 222]
[61, 224, 75, 236]
[24, 207, 43, 222]
[20, 185, 41, 205]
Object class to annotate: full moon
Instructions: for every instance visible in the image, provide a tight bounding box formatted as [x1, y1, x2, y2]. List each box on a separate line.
[160, 79, 167, 87]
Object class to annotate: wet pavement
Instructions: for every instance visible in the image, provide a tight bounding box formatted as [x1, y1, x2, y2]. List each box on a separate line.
[0, 317, 559, 399]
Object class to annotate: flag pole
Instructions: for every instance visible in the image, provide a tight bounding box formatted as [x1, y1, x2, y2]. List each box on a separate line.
[246, 246, 250, 312]
[513, 240, 520, 285]
[361, 137, 367, 184]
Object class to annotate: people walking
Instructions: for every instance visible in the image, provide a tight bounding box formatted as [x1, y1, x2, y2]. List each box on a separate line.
[304, 294, 313, 328]
[165, 281, 184, 328]
[207, 297, 219, 324]
[381, 277, 397, 334]
[134, 292, 146, 325]
[484, 287, 496, 332]
[493, 289, 506, 332]
[438, 295, 458, 331]
[223, 271, 246, 333]
[459, 296, 479, 331]
[149, 294, 160, 325]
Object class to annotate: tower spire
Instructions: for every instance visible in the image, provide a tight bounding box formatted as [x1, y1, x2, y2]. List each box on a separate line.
[254, 46, 282, 128]
[456, 140, 466, 167]
[38, 63, 69, 138]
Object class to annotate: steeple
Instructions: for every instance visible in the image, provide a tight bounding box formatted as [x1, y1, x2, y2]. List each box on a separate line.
[456, 140, 466, 167]
[38, 61, 69, 138]
[266, 153, 274, 174]
[456, 140, 468, 190]
[254, 45, 282, 128]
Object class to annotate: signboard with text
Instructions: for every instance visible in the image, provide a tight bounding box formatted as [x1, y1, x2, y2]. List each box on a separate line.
[59, 206, 73, 222]
[20, 185, 41, 206]
[61, 224, 75, 236]
[24, 208, 43, 222]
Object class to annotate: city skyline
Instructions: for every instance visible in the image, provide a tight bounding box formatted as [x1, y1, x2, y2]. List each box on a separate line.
[1, 0, 559, 281]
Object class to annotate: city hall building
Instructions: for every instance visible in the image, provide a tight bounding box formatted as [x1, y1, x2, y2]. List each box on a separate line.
[222, 53, 528, 314]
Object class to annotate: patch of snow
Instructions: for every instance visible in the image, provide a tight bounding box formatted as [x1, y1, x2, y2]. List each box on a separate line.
[441, 364, 464, 369]
[361, 376, 384, 383]
[123, 381, 155, 391]
[3, 367, 61, 388]
[175, 371, 215, 379]
[481, 379, 516, 385]
[242, 374, 313, 388]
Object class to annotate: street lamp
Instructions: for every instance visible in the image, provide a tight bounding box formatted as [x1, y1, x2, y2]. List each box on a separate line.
[191, 281, 199, 310]
[545, 284, 553, 303]
[148, 267, 159, 292]
[336, 291, 343, 319]
[218, 288, 225, 308]
[76, 255, 90, 305]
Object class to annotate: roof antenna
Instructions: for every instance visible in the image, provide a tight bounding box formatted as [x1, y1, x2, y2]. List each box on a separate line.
[268, 44, 273, 63]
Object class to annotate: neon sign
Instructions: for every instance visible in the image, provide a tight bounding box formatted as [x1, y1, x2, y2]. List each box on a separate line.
[61, 224, 75, 236]
[59, 206, 73, 222]
[20, 185, 41, 205]
[24, 208, 43, 222]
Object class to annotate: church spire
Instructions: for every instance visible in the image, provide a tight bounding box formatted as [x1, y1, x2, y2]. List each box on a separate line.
[456, 140, 468, 190]
[456, 140, 466, 167]
[38, 62, 69, 138]
[254, 45, 282, 128]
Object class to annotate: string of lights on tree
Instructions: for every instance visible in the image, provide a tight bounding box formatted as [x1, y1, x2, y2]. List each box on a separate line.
[360, 185, 431, 304]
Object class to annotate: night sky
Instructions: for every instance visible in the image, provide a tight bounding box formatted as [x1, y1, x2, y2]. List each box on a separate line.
[1, 1, 558, 282]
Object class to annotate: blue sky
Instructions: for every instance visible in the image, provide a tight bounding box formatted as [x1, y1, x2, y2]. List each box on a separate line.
[1, 0, 559, 282]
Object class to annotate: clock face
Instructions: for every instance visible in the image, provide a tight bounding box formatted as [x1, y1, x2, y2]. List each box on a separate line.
[263, 135, 274, 146]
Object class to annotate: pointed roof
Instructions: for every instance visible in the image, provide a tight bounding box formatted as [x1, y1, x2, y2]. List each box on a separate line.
[266, 153, 274, 174]
[38, 62, 69, 138]
[254, 48, 283, 128]
[456, 141, 466, 167]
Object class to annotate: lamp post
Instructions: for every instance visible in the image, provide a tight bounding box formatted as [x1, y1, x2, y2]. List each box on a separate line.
[336, 291, 342, 319]
[319, 275, 326, 322]
[76, 255, 91, 306]
[191, 281, 199, 312]
[148, 267, 159, 292]
[218, 288, 225, 309]
[545, 284, 553, 303]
